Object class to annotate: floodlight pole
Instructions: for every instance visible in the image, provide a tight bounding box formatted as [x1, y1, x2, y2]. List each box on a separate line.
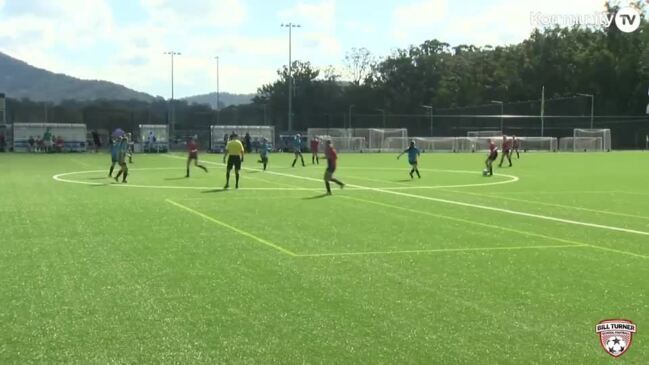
[421, 105, 434, 136]
[348, 104, 355, 129]
[164, 51, 181, 139]
[490, 100, 504, 132]
[215, 56, 220, 124]
[578, 93, 594, 128]
[281, 23, 301, 132]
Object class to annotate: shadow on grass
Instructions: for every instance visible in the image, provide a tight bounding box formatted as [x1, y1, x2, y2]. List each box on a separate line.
[86, 177, 108, 180]
[395, 179, 413, 182]
[202, 188, 228, 193]
[165, 176, 188, 181]
[302, 193, 329, 200]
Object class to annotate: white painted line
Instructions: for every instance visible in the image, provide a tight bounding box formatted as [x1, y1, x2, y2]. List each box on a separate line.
[297, 244, 588, 257]
[186, 156, 649, 238]
[443, 189, 649, 221]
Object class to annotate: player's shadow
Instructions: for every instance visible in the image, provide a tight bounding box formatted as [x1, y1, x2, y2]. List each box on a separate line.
[201, 188, 228, 193]
[165, 176, 187, 181]
[86, 177, 107, 180]
[302, 193, 329, 200]
[90, 183, 110, 187]
[395, 179, 412, 182]
[246, 170, 261, 174]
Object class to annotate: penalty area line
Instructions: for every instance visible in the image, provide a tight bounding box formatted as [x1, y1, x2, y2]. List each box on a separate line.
[165, 199, 297, 257]
[297, 244, 588, 258]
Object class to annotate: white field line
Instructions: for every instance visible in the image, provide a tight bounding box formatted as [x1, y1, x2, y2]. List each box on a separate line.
[337, 195, 649, 260]
[442, 189, 649, 221]
[180, 155, 649, 238]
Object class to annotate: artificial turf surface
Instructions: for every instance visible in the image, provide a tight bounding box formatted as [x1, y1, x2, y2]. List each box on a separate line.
[1, 150, 648, 363]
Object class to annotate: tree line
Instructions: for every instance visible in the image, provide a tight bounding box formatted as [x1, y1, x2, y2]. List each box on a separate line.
[3, 2, 648, 138]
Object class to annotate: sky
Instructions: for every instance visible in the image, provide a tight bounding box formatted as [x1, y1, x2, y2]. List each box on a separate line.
[0, 0, 640, 98]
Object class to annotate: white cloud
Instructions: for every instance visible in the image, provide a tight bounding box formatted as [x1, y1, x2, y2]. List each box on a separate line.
[140, 0, 246, 28]
[391, 0, 449, 42]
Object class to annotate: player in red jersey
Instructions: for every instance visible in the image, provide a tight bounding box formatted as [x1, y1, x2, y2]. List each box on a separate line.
[512, 135, 520, 159]
[485, 138, 498, 176]
[322, 140, 345, 195]
[498, 135, 512, 167]
[186, 136, 208, 178]
[310, 136, 320, 165]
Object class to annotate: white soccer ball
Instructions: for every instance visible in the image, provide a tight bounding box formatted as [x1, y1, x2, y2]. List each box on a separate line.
[605, 336, 627, 355]
[482, 168, 489, 176]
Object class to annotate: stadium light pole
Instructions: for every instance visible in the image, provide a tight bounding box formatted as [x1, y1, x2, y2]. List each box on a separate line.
[348, 104, 355, 129]
[421, 105, 434, 136]
[281, 23, 301, 132]
[577, 93, 594, 129]
[164, 51, 181, 140]
[375, 108, 386, 128]
[214, 56, 220, 124]
[490, 100, 504, 132]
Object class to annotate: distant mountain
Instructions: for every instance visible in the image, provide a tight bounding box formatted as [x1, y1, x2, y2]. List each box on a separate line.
[183, 92, 255, 109]
[0, 51, 157, 103]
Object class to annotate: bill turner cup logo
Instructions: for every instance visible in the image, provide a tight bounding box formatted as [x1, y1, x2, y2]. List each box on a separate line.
[595, 319, 637, 358]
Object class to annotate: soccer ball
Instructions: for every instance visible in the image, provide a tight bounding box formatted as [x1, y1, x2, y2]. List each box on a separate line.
[482, 168, 489, 176]
[605, 336, 627, 355]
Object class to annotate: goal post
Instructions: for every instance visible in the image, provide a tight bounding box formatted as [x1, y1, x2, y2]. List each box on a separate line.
[467, 130, 502, 137]
[573, 128, 611, 151]
[139, 124, 169, 153]
[367, 128, 408, 151]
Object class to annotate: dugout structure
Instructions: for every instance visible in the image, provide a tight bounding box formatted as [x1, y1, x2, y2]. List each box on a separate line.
[139, 124, 169, 153]
[210, 125, 275, 152]
[13, 123, 87, 152]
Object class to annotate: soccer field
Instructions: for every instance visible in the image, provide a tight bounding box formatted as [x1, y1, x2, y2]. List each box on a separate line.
[2, 151, 647, 363]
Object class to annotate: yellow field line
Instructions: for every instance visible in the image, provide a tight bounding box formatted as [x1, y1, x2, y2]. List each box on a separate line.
[165, 199, 298, 257]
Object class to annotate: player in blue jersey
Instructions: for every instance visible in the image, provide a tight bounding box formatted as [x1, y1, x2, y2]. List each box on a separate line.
[291, 133, 305, 167]
[108, 138, 119, 177]
[397, 140, 421, 179]
[113, 136, 129, 183]
[257, 138, 271, 170]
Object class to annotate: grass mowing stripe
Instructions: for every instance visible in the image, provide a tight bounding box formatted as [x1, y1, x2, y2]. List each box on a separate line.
[339, 195, 588, 248]
[297, 244, 587, 257]
[340, 196, 649, 260]
[188, 157, 649, 238]
[165, 199, 297, 257]
[443, 188, 649, 221]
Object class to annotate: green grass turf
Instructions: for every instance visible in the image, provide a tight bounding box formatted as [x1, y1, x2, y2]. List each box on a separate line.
[1, 150, 648, 363]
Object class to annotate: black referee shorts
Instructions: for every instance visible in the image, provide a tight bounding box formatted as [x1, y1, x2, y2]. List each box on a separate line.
[227, 155, 242, 170]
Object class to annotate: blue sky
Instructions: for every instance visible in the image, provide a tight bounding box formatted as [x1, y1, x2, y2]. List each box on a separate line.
[0, 0, 639, 97]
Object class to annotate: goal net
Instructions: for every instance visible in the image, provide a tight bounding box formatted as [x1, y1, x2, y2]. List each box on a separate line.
[559, 137, 603, 152]
[573, 128, 611, 151]
[414, 137, 459, 152]
[467, 130, 501, 137]
[210, 125, 275, 152]
[367, 128, 408, 151]
[307, 128, 351, 139]
[516, 137, 558, 152]
[327, 136, 366, 152]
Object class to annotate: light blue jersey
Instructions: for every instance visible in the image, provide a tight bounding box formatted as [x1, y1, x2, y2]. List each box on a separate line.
[260, 142, 270, 157]
[406, 146, 420, 164]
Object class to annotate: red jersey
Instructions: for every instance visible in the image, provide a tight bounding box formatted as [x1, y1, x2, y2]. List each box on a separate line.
[489, 142, 498, 154]
[502, 139, 511, 150]
[188, 141, 198, 154]
[325, 145, 337, 168]
[310, 139, 320, 152]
